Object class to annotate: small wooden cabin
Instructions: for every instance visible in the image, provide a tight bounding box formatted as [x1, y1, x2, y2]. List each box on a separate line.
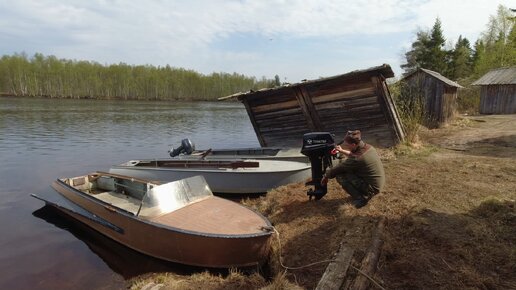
[221, 64, 404, 148]
[472, 66, 516, 114]
[402, 68, 462, 128]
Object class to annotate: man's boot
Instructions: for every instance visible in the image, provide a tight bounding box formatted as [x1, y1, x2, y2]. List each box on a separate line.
[340, 179, 368, 208]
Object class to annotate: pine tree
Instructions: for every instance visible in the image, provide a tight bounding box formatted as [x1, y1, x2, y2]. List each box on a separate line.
[401, 30, 430, 75]
[449, 36, 474, 79]
[426, 18, 447, 73]
[401, 18, 448, 75]
[274, 75, 281, 87]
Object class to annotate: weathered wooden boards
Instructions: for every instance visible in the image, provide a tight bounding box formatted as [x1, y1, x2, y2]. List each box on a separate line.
[402, 68, 462, 128]
[473, 66, 516, 114]
[315, 216, 387, 290]
[224, 64, 405, 148]
[315, 244, 354, 290]
[350, 216, 387, 290]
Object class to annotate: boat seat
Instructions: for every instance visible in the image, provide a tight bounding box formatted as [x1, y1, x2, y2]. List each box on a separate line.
[96, 176, 116, 191]
[113, 181, 146, 200]
[70, 177, 93, 192]
[95, 191, 142, 215]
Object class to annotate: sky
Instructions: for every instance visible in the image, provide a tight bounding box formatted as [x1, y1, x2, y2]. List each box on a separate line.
[0, 0, 514, 83]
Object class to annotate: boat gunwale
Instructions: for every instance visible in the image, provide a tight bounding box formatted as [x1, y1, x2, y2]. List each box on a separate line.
[53, 177, 273, 239]
[31, 193, 125, 234]
[113, 159, 311, 173]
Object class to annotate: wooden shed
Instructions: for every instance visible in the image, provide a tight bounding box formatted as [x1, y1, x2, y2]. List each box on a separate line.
[402, 68, 462, 128]
[472, 66, 516, 114]
[221, 64, 404, 148]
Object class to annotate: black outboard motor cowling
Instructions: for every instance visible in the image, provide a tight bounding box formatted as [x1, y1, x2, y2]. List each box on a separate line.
[169, 138, 195, 157]
[301, 132, 336, 200]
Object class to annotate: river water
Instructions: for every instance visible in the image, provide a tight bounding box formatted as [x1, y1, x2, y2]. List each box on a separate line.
[0, 97, 260, 289]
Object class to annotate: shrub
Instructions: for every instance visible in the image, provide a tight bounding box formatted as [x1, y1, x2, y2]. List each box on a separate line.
[389, 81, 426, 144]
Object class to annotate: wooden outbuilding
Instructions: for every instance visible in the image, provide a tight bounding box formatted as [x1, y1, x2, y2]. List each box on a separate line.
[402, 68, 463, 128]
[472, 66, 516, 114]
[221, 64, 404, 148]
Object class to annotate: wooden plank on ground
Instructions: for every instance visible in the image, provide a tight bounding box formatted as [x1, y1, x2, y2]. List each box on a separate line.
[315, 244, 354, 290]
[350, 216, 387, 290]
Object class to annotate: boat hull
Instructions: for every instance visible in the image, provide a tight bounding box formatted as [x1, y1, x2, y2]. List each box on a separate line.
[46, 180, 272, 268]
[110, 159, 311, 194]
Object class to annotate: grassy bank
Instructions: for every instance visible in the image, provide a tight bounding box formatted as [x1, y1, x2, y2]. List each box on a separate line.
[130, 115, 516, 290]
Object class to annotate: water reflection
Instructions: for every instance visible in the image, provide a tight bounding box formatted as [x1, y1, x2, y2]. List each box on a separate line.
[32, 205, 200, 279]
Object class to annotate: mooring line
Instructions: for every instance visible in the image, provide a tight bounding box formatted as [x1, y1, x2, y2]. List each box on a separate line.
[269, 226, 387, 290]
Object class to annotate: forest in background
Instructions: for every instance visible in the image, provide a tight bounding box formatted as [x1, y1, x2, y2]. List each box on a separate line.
[0, 54, 279, 101]
[401, 5, 515, 81]
[0, 5, 513, 102]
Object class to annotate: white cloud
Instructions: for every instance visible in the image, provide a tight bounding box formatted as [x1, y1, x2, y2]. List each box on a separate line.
[413, 0, 511, 43]
[0, 0, 514, 81]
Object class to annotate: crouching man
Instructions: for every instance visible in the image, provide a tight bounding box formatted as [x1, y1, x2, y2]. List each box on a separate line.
[321, 130, 385, 208]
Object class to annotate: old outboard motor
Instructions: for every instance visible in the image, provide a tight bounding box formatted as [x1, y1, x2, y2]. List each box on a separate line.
[301, 132, 336, 200]
[169, 138, 195, 157]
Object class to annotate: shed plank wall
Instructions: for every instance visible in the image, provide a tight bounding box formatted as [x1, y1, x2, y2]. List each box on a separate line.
[306, 78, 393, 146]
[247, 79, 398, 147]
[236, 66, 404, 148]
[245, 90, 310, 147]
[406, 72, 458, 128]
[380, 78, 404, 142]
[442, 87, 457, 122]
[479, 85, 516, 114]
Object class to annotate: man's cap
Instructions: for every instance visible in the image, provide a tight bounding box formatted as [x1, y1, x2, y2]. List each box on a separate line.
[344, 130, 361, 144]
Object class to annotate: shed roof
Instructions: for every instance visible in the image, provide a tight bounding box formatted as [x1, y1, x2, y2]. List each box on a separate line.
[219, 64, 394, 100]
[403, 68, 463, 88]
[471, 66, 516, 85]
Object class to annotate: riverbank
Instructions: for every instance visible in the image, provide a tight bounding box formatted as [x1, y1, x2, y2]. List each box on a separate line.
[0, 94, 237, 101]
[130, 115, 516, 289]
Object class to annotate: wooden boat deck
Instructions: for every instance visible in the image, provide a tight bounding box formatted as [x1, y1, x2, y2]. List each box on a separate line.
[88, 191, 268, 235]
[149, 197, 269, 235]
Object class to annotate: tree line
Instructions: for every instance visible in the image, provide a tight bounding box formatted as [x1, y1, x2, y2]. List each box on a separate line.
[0, 53, 279, 101]
[401, 5, 515, 81]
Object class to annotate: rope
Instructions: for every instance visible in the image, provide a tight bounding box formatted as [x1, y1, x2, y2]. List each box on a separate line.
[350, 265, 387, 290]
[267, 226, 387, 289]
[271, 226, 335, 270]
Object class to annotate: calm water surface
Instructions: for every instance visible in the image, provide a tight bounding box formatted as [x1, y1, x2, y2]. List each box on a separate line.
[0, 97, 259, 289]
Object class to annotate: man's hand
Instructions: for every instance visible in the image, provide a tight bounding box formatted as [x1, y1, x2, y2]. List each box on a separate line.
[321, 176, 328, 186]
[335, 145, 351, 156]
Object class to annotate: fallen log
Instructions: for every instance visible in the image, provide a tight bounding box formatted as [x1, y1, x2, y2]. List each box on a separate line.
[315, 243, 354, 290]
[350, 216, 387, 290]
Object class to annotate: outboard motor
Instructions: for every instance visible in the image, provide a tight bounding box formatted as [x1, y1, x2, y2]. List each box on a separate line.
[301, 132, 336, 200]
[169, 138, 195, 157]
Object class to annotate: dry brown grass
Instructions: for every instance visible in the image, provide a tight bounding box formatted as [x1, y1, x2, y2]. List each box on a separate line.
[132, 115, 516, 290]
[130, 269, 269, 290]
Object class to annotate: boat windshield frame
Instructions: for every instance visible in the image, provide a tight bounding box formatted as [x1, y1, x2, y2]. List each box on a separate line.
[137, 175, 213, 217]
